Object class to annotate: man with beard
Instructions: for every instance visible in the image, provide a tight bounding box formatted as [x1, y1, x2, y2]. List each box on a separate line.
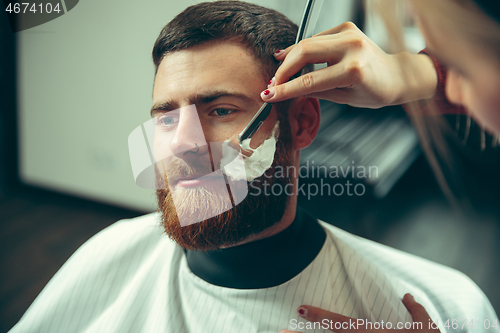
[10, 1, 497, 333]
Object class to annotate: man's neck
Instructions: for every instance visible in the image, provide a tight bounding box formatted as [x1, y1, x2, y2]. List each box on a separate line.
[184, 204, 326, 289]
[224, 196, 298, 249]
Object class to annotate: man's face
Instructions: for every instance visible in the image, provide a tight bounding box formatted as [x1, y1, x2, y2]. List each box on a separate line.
[152, 41, 279, 151]
[152, 41, 294, 250]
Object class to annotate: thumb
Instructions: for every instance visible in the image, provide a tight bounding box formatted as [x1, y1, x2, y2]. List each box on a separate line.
[402, 293, 438, 328]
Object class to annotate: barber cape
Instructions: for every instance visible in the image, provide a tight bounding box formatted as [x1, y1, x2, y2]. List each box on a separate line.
[9, 209, 498, 333]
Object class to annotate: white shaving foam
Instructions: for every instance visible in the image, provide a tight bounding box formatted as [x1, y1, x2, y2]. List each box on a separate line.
[221, 121, 280, 182]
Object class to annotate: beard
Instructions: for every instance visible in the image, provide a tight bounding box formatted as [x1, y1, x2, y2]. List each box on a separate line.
[156, 112, 294, 251]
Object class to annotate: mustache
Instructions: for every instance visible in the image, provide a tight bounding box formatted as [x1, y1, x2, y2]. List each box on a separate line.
[156, 141, 246, 183]
[156, 156, 233, 187]
[162, 157, 214, 178]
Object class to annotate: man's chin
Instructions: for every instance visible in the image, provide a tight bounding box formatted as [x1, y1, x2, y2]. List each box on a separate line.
[157, 186, 237, 251]
[156, 175, 291, 251]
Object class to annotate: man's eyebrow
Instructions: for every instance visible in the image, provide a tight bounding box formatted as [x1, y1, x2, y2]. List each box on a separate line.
[150, 90, 258, 117]
[150, 101, 179, 116]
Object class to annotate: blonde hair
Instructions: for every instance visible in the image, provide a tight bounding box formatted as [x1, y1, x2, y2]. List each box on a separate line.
[410, 0, 500, 57]
[369, 0, 500, 208]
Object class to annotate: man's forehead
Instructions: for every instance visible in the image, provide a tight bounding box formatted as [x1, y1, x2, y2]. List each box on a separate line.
[153, 41, 268, 103]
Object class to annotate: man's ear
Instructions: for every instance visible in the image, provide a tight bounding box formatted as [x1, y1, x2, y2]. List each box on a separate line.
[289, 97, 320, 150]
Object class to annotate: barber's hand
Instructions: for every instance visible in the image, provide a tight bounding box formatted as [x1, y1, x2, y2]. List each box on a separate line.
[262, 22, 437, 109]
[280, 293, 441, 333]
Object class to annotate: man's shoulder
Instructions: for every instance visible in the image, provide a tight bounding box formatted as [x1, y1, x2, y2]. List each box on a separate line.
[52, 212, 178, 279]
[318, 220, 474, 283]
[9, 213, 181, 333]
[72, 212, 178, 265]
[317, 220, 497, 322]
[85, 212, 163, 246]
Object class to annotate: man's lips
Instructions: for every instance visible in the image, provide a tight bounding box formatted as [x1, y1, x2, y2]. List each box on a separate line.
[172, 170, 225, 187]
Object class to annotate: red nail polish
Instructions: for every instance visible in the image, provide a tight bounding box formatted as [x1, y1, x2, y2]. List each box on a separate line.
[275, 50, 281, 54]
[268, 79, 273, 85]
[297, 307, 308, 316]
[263, 90, 270, 96]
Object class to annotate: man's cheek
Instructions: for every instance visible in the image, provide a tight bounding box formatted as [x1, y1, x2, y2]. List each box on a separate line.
[154, 143, 172, 164]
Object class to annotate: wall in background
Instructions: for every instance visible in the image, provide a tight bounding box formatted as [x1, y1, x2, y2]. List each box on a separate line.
[17, 0, 357, 212]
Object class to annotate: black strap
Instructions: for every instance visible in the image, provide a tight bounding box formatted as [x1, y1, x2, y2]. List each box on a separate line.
[185, 207, 327, 289]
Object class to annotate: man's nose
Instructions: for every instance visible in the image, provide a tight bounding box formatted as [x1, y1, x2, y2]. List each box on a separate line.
[169, 105, 208, 161]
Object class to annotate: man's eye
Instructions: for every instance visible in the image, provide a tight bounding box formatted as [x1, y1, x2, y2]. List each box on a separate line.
[212, 108, 236, 117]
[157, 115, 179, 128]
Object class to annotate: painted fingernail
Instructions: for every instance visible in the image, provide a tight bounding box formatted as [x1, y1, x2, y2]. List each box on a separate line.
[261, 88, 275, 99]
[268, 77, 275, 88]
[297, 307, 307, 317]
[274, 49, 284, 56]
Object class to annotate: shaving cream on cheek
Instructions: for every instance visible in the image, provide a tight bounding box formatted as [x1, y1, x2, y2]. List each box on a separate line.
[221, 121, 280, 182]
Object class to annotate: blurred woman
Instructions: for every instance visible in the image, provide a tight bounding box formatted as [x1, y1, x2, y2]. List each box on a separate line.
[266, 0, 500, 331]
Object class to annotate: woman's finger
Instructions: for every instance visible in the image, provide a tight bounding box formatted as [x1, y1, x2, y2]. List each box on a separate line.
[274, 44, 295, 60]
[273, 35, 350, 85]
[296, 305, 356, 333]
[274, 32, 345, 61]
[314, 21, 362, 37]
[402, 294, 440, 331]
[305, 89, 354, 106]
[262, 62, 358, 103]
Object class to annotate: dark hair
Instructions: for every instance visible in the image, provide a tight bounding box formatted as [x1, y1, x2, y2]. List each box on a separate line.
[152, 0, 298, 79]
